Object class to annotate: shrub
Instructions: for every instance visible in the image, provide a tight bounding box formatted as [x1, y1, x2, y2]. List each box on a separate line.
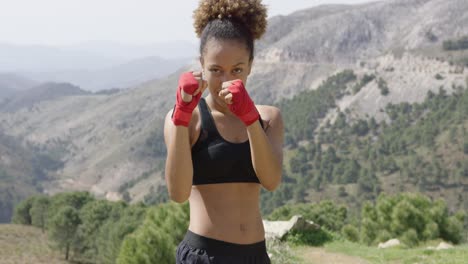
[401, 228, 419, 247]
[285, 228, 334, 246]
[435, 73, 444, 80]
[341, 224, 359, 242]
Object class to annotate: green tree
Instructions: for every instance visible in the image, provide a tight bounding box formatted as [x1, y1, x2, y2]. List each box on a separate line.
[360, 202, 378, 245]
[48, 206, 81, 261]
[30, 195, 50, 232]
[11, 196, 35, 225]
[75, 199, 115, 261]
[117, 202, 189, 264]
[48, 191, 94, 216]
[96, 203, 147, 264]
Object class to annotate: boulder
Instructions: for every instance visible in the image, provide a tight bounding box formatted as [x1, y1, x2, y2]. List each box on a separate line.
[378, 239, 400, 249]
[263, 215, 320, 240]
[436, 242, 454, 250]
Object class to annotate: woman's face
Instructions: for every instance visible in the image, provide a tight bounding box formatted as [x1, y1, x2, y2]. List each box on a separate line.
[200, 38, 252, 99]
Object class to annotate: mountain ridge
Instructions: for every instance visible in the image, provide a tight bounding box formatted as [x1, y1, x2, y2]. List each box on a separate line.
[0, 0, 467, 222]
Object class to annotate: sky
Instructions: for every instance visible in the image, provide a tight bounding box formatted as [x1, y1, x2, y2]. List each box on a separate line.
[0, 0, 376, 46]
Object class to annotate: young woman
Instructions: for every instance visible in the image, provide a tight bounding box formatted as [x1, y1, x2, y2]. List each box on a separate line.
[164, 0, 284, 263]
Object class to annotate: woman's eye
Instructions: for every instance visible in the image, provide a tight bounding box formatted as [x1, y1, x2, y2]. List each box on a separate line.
[233, 68, 243, 74]
[209, 69, 221, 74]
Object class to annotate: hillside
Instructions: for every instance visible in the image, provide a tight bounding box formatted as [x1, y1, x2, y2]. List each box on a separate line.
[250, 0, 468, 103]
[0, 73, 37, 100]
[260, 71, 467, 217]
[0, 70, 183, 204]
[0, 131, 59, 222]
[0, 0, 467, 222]
[22, 56, 191, 92]
[0, 224, 67, 263]
[0, 82, 91, 112]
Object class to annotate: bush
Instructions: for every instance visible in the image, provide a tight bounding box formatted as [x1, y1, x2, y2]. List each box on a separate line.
[378, 78, 390, 96]
[443, 36, 468, 51]
[285, 228, 334, 246]
[440, 214, 465, 244]
[376, 230, 392, 244]
[341, 224, 359, 242]
[267, 200, 347, 232]
[435, 73, 444, 80]
[401, 228, 419, 247]
[360, 193, 466, 246]
[422, 221, 439, 240]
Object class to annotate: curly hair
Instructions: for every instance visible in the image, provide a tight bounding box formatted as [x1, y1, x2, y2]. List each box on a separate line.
[193, 0, 268, 40]
[193, 0, 268, 60]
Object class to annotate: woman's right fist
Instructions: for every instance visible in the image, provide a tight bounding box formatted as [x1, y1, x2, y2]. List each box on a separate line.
[171, 72, 206, 127]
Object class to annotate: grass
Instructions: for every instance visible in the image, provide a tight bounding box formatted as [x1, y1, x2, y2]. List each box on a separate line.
[321, 240, 468, 264]
[267, 238, 304, 264]
[0, 224, 68, 264]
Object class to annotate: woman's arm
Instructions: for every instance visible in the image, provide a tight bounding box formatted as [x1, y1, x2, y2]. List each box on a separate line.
[219, 80, 284, 191]
[247, 106, 284, 191]
[164, 71, 205, 203]
[163, 111, 194, 203]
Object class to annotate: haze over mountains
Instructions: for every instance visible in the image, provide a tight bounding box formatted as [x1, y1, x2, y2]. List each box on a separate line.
[0, 73, 37, 100]
[0, 41, 197, 92]
[0, 0, 467, 222]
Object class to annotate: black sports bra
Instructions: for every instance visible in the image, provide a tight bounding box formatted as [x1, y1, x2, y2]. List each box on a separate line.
[191, 98, 263, 185]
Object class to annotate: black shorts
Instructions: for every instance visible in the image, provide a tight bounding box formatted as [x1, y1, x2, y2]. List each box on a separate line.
[176, 230, 271, 264]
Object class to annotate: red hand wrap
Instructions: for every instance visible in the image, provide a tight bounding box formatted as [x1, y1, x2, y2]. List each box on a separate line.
[171, 72, 201, 127]
[227, 80, 260, 126]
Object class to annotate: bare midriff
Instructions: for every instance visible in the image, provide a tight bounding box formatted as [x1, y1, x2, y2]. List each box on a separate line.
[188, 182, 265, 244]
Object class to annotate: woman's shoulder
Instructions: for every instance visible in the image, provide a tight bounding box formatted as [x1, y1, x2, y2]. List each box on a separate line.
[256, 105, 283, 132]
[256, 105, 282, 120]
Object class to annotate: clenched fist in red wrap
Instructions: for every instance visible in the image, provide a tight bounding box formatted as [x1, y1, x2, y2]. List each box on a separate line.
[219, 79, 260, 126]
[172, 72, 206, 127]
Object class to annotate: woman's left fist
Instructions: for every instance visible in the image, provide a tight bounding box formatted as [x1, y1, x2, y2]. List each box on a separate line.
[219, 80, 259, 126]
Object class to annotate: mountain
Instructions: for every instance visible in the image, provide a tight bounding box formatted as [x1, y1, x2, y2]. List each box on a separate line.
[64, 40, 198, 60]
[20, 56, 192, 92]
[0, 131, 59, 222]
[0, 82, 91, 113]
[250, 0, 468, 103]
[0, 41, 196, 92]
[0, 69, 182, 205]
[0, 0, 467, 221]
[0, 41, 197, 73]
[0, 73, 37, 100]
[0, 43, 126, 72]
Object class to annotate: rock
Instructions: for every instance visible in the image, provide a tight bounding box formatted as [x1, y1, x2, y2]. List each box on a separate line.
[105, 191, 123, 201]
[263, 215, 320, 240]
[436, 242, 453, 250]
[378, 239, 400, 249]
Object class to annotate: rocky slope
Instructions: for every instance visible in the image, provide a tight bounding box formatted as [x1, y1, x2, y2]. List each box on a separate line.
[0, 0, 467, 209]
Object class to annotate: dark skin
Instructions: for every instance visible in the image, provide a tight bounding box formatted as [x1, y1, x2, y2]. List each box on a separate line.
[164, 38, 284, 244]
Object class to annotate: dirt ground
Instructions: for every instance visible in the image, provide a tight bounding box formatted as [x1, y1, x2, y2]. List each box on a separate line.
[298, 247, 369, 264]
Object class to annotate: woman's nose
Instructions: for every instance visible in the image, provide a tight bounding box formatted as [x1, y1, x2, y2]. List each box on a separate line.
[221, 72, 235, 83]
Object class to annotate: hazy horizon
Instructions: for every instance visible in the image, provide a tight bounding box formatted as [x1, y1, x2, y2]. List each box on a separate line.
[0, 0, 377, 47]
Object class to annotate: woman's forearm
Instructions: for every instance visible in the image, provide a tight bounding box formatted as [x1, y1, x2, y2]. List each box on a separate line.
[247, 121, 282, 191]
[164, 125, 193, 203]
